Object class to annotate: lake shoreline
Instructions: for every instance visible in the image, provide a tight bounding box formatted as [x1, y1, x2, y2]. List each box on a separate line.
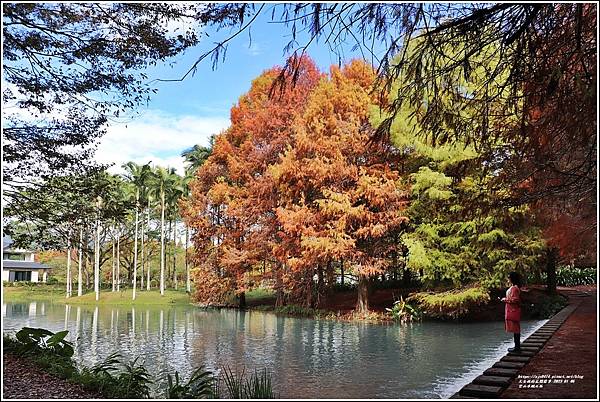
[2, 299, 549, 399]
[3, 284, 568, 324]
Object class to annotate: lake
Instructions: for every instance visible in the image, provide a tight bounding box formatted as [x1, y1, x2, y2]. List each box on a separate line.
[2, 300, 545, 398]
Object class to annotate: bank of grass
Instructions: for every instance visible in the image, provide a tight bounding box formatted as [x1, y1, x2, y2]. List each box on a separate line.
[2, 284, 191, 305]
[61, 289, 191, 305]
[2, 283, 65, 301]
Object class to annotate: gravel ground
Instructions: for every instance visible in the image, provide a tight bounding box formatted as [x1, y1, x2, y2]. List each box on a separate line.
[2, 353, 99, 399]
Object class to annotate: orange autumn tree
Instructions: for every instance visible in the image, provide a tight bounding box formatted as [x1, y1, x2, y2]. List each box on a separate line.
[270, 60, 409, 313]
[181, 56, 321, 306]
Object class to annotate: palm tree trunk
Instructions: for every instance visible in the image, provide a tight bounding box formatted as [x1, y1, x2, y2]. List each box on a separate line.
[116, 228, 121, 292]
[140, 212, 145, 290]
[146, 208, 151, 290]
[77, 227, 83, 296]
[94, 219, 100, 301]
[66, 234, 72, 298]
[167, 219, 172, 286]
[185, 226, 190, 293]
[173, 219, 177, 290]
[112, 226, 116, 292]
[133, 188, 140, 300]
[160, 188, 166, 296]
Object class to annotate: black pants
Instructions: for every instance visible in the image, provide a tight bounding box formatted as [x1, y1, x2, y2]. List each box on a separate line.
[514, 333, 521, 349]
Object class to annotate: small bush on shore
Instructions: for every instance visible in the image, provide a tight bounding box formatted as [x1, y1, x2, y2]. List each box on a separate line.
[386, 296, 422, 323]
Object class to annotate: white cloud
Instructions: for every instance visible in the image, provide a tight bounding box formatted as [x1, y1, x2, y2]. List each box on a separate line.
[95, 110, 229, 176]
[244, 42, 263, 57]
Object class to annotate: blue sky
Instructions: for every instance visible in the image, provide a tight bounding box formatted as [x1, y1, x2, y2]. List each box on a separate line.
[97, 6, 386, 175]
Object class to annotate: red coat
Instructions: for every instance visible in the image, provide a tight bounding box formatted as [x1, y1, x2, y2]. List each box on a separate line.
[504, 285, 521, 333]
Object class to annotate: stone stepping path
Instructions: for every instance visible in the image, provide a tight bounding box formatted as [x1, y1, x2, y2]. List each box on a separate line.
[451, 301, 581, 399]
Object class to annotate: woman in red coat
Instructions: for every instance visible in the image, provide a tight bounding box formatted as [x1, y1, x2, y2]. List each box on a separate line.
[501, 271, 522, 353]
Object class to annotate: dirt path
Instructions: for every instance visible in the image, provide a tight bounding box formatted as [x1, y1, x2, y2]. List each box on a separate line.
[500, 285, 597, 399]
[2, 353, 99, 399]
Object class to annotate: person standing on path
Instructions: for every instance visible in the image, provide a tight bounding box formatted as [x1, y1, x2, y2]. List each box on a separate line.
[502, 271, 522, 353]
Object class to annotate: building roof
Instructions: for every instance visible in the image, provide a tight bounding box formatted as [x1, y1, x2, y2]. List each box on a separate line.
[2, 261, 50, 270]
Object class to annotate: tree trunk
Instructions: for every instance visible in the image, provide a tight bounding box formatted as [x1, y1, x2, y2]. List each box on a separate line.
[239, 291, 246, 309]
[116, 230, 121, 292]
[112, 227, 116, 292]
[356, 275, 370, 314]
[77, 227, 83, 296]
[85, 253, 90, 289]
[133, 188, 140, 300]
[402, 267, 410, 287]
[306, 274, 313, 308]
[160, 188, 166, 296]
[94, 219, 100, 301]
[66, 236, 72, 298]
[546, 247, 559, 294]
[173, 219, 177, 290]
[275, 267, 285, 307]
[167, 219, 172, 287]
[185, 227, 190, 293]
[316, 264, 324, 306]
[147, 208, 151, 290]
[140, 212, 145, 290]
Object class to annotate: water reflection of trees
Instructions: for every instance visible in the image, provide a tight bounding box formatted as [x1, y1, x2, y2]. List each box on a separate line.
[2, 302, 544, 398]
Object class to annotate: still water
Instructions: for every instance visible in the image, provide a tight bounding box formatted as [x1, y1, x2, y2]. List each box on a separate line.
[2, 301, 545, 398]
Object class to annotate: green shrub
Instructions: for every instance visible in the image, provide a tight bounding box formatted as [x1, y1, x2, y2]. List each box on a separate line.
[76, 352, 153, 398]
[46, 276, 59, 285]
[408, 286, 490, 319]
[556, 266, 596, 286]
[13, 327, 74, 358]
[215, 367, 275, 399]
[386, 296, 422, 323]
[529, 266, 596, 287]
[165, 366, 215, 399]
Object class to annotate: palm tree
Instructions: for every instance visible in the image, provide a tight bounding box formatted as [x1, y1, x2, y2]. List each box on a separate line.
[149, 166, 177, 296]
[122, 162, 152, 300]
[180, 144, 211, 293]
[166, 170, 184, 290]
[180, 171, 195, 293]
[181, 144, 212, 175]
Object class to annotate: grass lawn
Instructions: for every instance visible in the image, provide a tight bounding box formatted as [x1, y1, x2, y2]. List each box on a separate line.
[2, 285, 65, 302]
[2, 285, 192, 305]
[64, 289, 191, 305]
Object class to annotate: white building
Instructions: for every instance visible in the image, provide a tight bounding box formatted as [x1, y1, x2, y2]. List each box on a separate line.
[2, 236, 50, 283]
